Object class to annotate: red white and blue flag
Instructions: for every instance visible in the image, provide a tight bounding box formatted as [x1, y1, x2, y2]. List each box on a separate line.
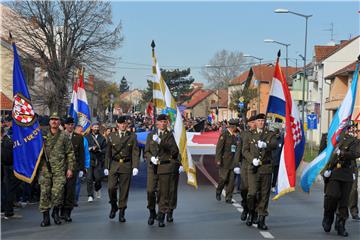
[267, 52, 305, 200]
[68, 70, 91, 134]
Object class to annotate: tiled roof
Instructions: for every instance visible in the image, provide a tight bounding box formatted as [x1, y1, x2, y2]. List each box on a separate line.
[229, 64, 298, 85]
[325, 61, 357, 79]
[210, 89, 228, 108]
[314, 36, 359, 62]
[184, 89, 213, 108]
[1, 92, 12, 110]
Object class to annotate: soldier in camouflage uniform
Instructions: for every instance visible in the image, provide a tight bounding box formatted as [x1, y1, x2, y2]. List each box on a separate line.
[39, 113, 75, 227]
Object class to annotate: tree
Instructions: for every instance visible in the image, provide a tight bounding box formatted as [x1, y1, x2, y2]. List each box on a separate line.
[119, 76, 129, 94]
[97, 81, 121, 121]
[228, 87, 257, 119]
[141, 68, 195, 105]
[5, 1, 123, 113]
[201, 50, 251, 88]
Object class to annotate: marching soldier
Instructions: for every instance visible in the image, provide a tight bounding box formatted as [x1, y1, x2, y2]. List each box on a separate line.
[236, 115, 256, 221]
[215, 119, 239, 203]
[322, 122, 360, 237]
[348, 122, 360, 221]
[242, 113, 276, 230]
[39, 112, 75, 227]
[62, 117, 85, 222]
[144, 114, 179, 227]
[105, 116, 140, 222]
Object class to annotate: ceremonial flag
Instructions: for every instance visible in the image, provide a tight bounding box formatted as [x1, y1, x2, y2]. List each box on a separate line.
[267, 51, 305, 200]
[300, 61, 359, 193]
[68, 69, 91, 134]
[12, 42, 43, 183]
[151, 41, 197, 188]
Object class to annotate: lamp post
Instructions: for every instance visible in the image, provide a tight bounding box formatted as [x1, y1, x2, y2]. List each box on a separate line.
[243, 54, 263, 114]
[109, 93, 114, 123]
[264, 39, 290, 81]
[274, 8, 312, 123]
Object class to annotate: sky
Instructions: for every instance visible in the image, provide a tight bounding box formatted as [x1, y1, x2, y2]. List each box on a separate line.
[109, 1, 359, 89]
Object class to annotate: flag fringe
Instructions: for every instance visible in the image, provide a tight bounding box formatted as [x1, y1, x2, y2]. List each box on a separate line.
[272, 187, 295, 201]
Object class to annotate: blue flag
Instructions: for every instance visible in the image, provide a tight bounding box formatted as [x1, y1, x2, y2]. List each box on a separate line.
[12, 43, 44, 183]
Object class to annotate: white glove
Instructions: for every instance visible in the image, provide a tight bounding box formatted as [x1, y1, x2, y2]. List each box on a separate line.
[179, 166, 184, 173]
[336, 149, 341, 156]
[353, 173, 356, 181]
[150, 156, 158, 165]
[132, 168, 139, 176]
[152, 134, 161, 144]
[252, 158, 260, 167]
[233, 167, 240, 174]
[257, 140, 267, 149]
[78, 171, 84, 178]
[323, 170, 331, 178]
[104, 169, 109, 176]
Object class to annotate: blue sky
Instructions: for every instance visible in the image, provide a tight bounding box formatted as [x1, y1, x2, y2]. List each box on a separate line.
[109, 1, 359, 89]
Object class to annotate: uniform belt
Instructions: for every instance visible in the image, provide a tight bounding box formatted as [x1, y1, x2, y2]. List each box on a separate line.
[118, 158, 131, 163]
[159, 160, 170, 165]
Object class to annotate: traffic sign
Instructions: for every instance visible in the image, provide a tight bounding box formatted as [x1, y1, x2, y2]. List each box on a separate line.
[307, 114, 318, 130]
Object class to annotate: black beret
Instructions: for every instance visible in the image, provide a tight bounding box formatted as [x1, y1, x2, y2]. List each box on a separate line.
[38, 115, 50, 127]
[157, 114, 168, 121]
[64, 117, 75, 124]
[228, 119, 239, 126]
[116, 115, 128, 124]
[247, 115, 256, 122]
[256, 113, 266, 120]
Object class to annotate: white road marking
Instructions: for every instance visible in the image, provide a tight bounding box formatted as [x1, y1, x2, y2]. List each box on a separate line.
[260, 231, 275, 239]
[232, 203, 242, 208]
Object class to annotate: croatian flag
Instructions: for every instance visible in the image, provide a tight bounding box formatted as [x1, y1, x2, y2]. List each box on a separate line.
[267, 52, 305, 200]
[68, 70, 91, 134]
[300, 61, 359, 193]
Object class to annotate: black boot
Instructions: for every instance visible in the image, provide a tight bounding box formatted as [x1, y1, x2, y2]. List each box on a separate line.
[334, 214, 340, 231]
[40, 210, 51, 227]
[253, 212, 259, 224]
[148, 209, 156, 225]
[64, 209, 72, 222]
[59, 207, 65, 219]
[51, 207, 62, 225]
[119, 208, 126, 222]
[166, 210, 174, 222]
[109, 204, 118, 219]
[158, 212, 165, 228]
[337, 219, 349, 237]
[322, 213, 334, 233]
[257, 216, 268, 230]
[246, 212, 255, 226]
[241, 209, 248, 221]
[216, 192, 221, 201]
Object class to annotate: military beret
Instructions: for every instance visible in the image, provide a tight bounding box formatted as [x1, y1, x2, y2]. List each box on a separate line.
[49, 112, 60, 120]
[228, 119, 239, 126]
[157, 114, 168, 121]
[64, 117, 75, 124]
[256, 113, 266, 120]
[116, 115, 128, 124]
[247, 115, 256, 122]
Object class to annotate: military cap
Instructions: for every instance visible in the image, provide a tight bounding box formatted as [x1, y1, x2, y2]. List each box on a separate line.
[157, 114, 168, 121]
[228, 119, 239, 126]
[49, 112, 60, 120]
[256, 113, 266, 120]
[116, 115, 128, 124]
[247, 115, 256, 122]
[64, 117, 75, 124]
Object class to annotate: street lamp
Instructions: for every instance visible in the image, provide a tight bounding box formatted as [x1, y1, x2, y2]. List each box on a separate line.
[274, 8, 312, 123]
[264, 39, 290, 81]
[243, 54, 263, 114]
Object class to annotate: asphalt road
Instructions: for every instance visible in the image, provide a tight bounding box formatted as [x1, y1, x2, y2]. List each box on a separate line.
[2, 156, 359, 239]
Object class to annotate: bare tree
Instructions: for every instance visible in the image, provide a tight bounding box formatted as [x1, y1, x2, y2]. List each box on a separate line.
[4, 1, 123, 113]
[201, 50, 252, 88]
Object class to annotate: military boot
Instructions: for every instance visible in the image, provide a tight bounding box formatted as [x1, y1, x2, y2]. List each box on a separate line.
[246, 212, 255, 226]
[337, 219, 349, 237]
[322, 212, 334, 233]
[216, 192, 221, 201]
[334, 214, 340, 231]
[64, 209, 72, 222]
[148, 209, 156, 225]
[240, 209, 248, 221]
[109, 203, 118, 219]
[166, 210, 174, 222]
[257, 216, 268, 230]
[158, 212, 165, 228]
[253, 212, 259, 224]
[40, 210, 51, 227]
[51, 207, 62, 225]
[119, 208, 126, 222]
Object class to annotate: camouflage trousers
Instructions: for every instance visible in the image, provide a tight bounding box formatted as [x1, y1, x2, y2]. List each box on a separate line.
[38, 165, 66, 212]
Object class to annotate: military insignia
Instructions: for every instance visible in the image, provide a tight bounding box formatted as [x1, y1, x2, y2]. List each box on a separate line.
[12, 93, 36, 127]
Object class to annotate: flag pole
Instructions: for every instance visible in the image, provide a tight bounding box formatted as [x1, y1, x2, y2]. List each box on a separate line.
[151, 40, 157, 130]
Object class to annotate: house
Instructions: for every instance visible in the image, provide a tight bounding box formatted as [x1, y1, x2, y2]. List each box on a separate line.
[210, 89, 229, 121]
[183, 89, 218, 119]
[229, 64, 298, 118]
